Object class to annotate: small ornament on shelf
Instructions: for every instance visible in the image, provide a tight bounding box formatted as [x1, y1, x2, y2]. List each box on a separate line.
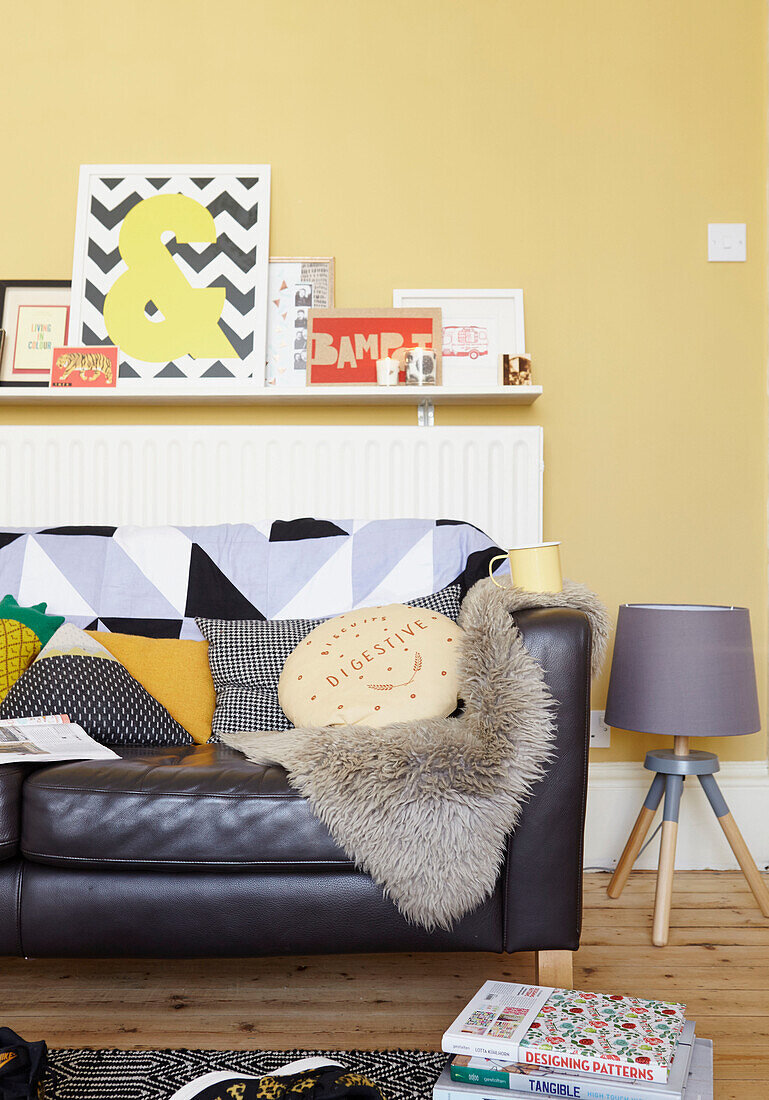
[376, 356, 399, 386]
[500, 353, 532, 386]
[404, 346, 437, 386]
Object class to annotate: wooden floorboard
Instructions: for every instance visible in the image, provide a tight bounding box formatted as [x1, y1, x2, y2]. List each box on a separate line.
[1, 871, 767, 1097]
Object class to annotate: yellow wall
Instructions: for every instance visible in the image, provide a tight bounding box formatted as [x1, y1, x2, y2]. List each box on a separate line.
[1, 0, 766, 761]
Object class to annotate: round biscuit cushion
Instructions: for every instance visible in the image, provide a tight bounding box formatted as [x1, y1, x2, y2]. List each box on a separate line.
[278, 603, 463, 729]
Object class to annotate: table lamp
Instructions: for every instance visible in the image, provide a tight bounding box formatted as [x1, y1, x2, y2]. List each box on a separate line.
[604, 603, 769, 946]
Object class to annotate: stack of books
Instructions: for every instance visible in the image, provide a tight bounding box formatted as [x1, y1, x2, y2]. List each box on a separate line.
[436, 981, 713, 1100]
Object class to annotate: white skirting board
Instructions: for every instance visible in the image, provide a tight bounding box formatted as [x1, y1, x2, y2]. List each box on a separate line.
[585, 761, 769, 872]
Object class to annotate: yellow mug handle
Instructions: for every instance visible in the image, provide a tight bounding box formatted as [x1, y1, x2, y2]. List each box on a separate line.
[488, 553, 510, 589]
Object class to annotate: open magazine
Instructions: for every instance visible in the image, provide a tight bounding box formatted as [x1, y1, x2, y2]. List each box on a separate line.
[0, 714, 119, 765]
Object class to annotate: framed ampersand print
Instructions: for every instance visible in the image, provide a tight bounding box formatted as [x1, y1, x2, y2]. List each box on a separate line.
[69, 165, 271, 388]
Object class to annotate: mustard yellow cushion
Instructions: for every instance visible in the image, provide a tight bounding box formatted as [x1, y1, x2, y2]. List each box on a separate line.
[278, 603, 463, 729]
[87, 632, 215, 744]
[0, 619, 41, 704]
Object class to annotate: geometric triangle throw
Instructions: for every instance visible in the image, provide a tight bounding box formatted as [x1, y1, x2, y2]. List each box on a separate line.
[184, 543, 264, 620]
[18, 537, 96, 617]
[98, 617, 184, 638]
[0, 532, 25, 551]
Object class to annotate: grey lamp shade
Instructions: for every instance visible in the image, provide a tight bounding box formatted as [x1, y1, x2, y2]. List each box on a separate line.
[604, 604, 760, 738]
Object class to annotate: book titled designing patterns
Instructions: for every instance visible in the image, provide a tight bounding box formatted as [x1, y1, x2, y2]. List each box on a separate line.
[442, 983, 686, 1086]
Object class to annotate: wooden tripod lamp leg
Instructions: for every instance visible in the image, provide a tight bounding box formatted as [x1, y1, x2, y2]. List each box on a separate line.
[652, 774, 684, 947]
[699, 773, 769, 918]
[607, 772, 666, 899]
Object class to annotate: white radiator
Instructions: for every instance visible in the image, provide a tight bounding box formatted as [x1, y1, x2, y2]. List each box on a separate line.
[0, 425, 543, 548]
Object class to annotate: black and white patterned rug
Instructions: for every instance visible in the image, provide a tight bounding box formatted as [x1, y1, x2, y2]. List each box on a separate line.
[47, 1049, 448, 1100]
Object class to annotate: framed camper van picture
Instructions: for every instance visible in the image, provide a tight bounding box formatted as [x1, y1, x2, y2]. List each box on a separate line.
[393, 289, 525, 387]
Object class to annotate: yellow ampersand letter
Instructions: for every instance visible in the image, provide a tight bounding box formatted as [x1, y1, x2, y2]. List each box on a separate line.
[103, 193, 238, 361]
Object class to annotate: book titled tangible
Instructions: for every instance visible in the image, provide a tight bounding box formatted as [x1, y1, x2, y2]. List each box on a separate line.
[444, 1023, 696, 1100]
[442, 983, 686, 1086]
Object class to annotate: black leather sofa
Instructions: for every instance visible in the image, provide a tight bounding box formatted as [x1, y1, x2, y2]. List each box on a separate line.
[0, 608, 590, 984]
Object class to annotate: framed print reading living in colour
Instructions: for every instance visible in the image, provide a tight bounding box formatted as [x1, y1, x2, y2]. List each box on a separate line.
[69, 165, 271, 387]
[0, 280, 71, 387]
[393, 289, 525, 387]
[265, 257, 334, 387]
[307, 308, 442, 385]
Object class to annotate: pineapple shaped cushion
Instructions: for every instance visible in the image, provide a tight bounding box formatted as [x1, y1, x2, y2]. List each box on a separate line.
[279, 603, 463, 729]
[0, 619, 41, 703]
[0, 595, 65, 705]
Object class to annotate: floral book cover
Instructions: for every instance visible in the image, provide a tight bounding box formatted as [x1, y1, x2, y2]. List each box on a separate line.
[442, 982, 687, 1085]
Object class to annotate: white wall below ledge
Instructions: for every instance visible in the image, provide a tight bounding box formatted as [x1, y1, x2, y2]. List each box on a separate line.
[584, 760, 769, 872]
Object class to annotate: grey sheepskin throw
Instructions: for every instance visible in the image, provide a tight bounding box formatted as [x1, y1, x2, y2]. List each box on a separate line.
[222, 578, 609, 930]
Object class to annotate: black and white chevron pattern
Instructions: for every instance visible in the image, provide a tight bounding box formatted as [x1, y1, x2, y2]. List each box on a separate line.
[71, 169, 270, 382]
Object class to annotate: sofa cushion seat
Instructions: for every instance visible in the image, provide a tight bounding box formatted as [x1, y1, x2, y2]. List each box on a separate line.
[20, 744, 354, 871]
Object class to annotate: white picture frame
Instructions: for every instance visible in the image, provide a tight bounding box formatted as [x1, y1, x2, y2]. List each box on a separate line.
[393, 288, 525, 387]
[0, 281, 71, 387]
[70, 164, 271, 389]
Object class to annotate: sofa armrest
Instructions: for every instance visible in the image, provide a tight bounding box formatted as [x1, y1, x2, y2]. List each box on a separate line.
[0, 765, 25, 862]
[502, 608, 591, 953]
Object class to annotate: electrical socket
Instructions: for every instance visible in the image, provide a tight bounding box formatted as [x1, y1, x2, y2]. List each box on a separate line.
[590, 710, 611, 748]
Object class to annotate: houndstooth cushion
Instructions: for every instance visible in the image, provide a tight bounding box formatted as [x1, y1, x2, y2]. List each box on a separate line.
[197, 584, 463, 739]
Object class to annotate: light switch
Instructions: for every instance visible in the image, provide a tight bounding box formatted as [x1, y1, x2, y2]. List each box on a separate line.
[708, 223, 746, 262]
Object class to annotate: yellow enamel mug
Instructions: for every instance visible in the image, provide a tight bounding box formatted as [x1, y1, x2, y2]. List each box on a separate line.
[489, 542, 563, 593]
